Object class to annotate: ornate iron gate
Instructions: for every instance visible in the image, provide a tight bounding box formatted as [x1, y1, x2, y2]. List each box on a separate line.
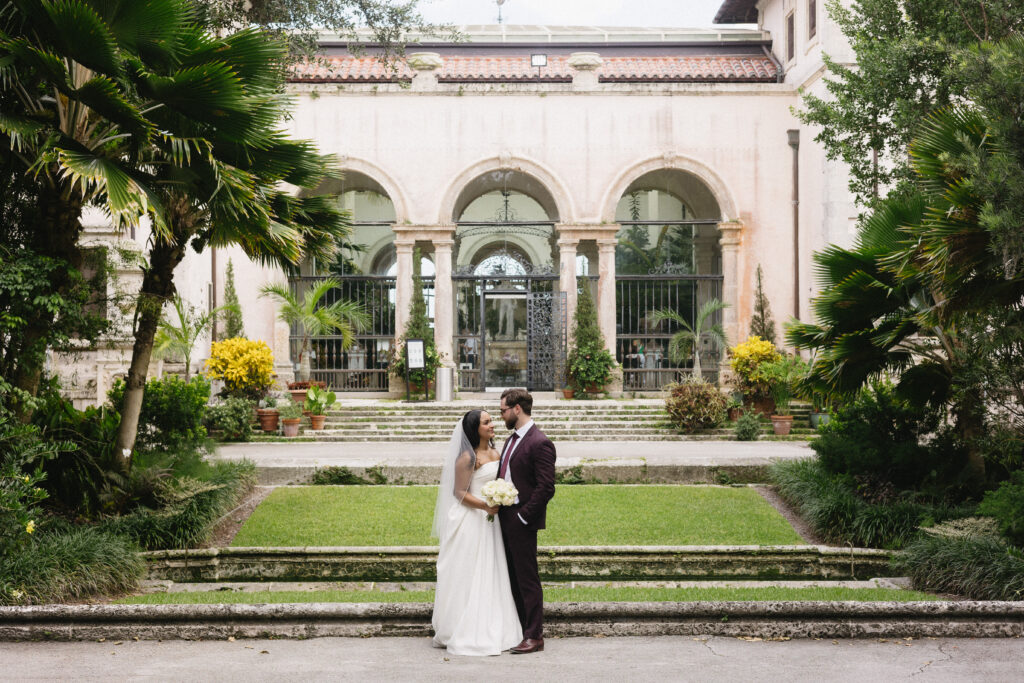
[527, 290, 567, 391]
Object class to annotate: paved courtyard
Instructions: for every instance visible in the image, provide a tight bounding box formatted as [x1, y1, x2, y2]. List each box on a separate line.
[3, 636, 1020, 682]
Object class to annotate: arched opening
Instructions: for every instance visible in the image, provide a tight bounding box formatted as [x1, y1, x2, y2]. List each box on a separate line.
[614, 169, 724, 388]
[292, 171, 405, 391]
[450, 171, 565, 391]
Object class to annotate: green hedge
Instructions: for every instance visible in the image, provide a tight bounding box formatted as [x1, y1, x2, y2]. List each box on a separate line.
[99, 460, 256, 550]
[772, 459, 972, 549]
[0, 525, 143, 605]
[894, 524, 1024, 600]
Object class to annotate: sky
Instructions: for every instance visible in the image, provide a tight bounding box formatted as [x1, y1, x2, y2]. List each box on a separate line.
[416, 0, 737, 29]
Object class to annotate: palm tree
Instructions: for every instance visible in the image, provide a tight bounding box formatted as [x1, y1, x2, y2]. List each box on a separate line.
[649, 299, 728, 380]
[260, 278, 369, 382]
[154, 295, 238, 381]
[0, 0, 264, 405]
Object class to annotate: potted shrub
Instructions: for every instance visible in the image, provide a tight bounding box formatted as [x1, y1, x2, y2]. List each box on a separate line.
[567, 285, 617, 395]
[728, 336, 780, 416]
[260, 278, 368, 383]
[256, 396, 280, 433]
[304, 385, 336, 431]
[758, 354, 809, 436]
[279, 402, 303, 437]
[726, 397, 744, 421]
[204, 337, 276, 401]
[389, 253, 444, 396]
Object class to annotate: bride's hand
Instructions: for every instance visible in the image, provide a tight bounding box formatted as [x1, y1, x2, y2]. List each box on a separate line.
[484, 504, 500, 516]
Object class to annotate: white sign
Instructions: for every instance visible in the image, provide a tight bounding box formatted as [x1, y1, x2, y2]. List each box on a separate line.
[406, 339, 426, 369]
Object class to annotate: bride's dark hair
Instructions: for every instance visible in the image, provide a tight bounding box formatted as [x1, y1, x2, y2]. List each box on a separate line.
[461, 409, 494, 450]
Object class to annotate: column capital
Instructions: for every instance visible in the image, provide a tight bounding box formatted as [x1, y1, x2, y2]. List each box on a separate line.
[432, 239, 455, 250]
[557, 237, 580, 248]
[597, 238, 618, 249]
[717, 221, 744, 247]
[394, 239, 415, 251]
[393, 224, 455, 241]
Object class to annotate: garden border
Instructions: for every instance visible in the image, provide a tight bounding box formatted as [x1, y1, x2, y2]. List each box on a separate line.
[2, 601, 1022, 641]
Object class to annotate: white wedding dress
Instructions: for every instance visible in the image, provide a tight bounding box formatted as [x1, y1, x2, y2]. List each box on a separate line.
[432, 460, 523, 656]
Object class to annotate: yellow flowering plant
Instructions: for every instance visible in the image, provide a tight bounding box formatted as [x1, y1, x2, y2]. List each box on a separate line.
[729, 335, 781, 400]
[205, 338, 276, 400]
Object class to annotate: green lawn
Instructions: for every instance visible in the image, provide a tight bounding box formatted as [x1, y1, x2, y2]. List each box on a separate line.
[230, 485, 804, 547]
[117, 586, 938, 605]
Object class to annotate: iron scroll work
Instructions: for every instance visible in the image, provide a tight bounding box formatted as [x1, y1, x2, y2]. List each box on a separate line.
[527, 290, 567, 391]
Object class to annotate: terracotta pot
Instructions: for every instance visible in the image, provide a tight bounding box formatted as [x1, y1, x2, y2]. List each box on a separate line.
[770, 415, 794, 436]
[289, 389, 307, 403]
[256, 409, 280, 433]
[281, 418, 302, 437]
[309, 414, 326, 430]
[562, 388, 575, 399]
[727, 407, 743, 421]
[585, 383, 604, 394]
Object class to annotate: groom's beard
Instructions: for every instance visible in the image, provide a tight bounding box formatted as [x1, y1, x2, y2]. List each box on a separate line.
[503, 415, 516, 430]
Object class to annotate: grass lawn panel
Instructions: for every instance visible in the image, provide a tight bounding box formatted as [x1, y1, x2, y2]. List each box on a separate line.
[230, 485, 804, 547]
[117, 586, 938, 605]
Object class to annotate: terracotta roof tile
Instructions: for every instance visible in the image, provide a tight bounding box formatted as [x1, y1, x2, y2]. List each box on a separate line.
[289, 54, 778, 84]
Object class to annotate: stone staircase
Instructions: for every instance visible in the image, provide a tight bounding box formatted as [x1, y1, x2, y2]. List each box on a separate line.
[286, 401, 815, 442]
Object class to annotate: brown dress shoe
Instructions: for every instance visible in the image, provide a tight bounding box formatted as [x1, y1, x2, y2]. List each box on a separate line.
[510, 638, 544, 654]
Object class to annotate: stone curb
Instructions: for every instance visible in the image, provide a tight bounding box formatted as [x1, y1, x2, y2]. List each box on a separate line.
[2, 601, 1022, 641]
[255, 463, 778, 486]
[142, 545, 895, 582]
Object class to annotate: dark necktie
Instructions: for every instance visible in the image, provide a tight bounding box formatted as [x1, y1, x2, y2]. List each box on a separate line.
[498, 432, 519, 479]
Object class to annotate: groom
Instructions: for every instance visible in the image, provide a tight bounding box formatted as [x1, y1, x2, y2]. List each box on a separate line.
[497, 388, 556, 654]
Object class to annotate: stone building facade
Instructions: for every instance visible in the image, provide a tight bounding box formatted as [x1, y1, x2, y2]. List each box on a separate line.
[58, 0, 857, 404]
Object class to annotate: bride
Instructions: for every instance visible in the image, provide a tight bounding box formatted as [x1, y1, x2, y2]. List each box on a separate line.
[431, 409, 523, 656]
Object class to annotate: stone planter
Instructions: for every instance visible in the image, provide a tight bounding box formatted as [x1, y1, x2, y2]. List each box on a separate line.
[281, 418, 302, 437]
[809, 412, 832, 430]
[770, 415, 794, 436]
[309, 414, 327, 430]
[256, 409, 280, 433]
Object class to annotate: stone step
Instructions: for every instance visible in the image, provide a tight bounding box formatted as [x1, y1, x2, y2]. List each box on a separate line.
[294, 433, 813, 442]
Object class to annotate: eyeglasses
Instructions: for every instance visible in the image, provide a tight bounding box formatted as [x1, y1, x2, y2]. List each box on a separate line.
[499, 406, 513, 413]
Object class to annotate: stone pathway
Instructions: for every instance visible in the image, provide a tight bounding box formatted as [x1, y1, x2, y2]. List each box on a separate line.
[3, 636, 1021, 681]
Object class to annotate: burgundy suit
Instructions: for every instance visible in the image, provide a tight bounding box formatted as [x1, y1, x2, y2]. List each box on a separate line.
[497, 423, 556, 640]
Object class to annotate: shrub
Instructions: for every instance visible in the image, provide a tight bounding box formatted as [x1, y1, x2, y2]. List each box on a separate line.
[754, 354, 808, 416]
[0, 525, 143, 605]
[0, 413, 62, 555]
[772, 459, 972, 549]
[894, 520, 1024, 600]
[978, 471, 1024, 546]
[567, 285, 616, 390]
[664, 380, 727, 433]
[728, 335, 780, 400]
[31, 387, 126, 517]
[100, 460, 256, 550]
[811, 382, 955, 491]
[734, 412, 762, 441]
[109, 375, 210, 451]
[310, 465, 387, 485]
[204, 398, 255, 442]
[204, 337, 275, 400]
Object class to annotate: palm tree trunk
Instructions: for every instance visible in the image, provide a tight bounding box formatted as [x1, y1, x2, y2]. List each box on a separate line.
[114, 200, 195, 461]
[692, 343, 702, 379]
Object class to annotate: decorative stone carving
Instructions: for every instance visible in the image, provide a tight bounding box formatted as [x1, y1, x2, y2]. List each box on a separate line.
[498, 150, 513, 169]
[407, 52, 443, 71]
[568, 52, 603, 71]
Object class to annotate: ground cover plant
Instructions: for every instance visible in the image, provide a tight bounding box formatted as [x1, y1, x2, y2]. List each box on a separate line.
[230, 485, 804, 547]
[116, 585, 938, 605]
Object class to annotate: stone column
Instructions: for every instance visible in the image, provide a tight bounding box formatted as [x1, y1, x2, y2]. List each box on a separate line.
[557, 237, 579, 347]
[394, 239, 415, 336]
[717, 221, 744, 375]
[432, 239, 455, 366]
[596, 238, 618, 356]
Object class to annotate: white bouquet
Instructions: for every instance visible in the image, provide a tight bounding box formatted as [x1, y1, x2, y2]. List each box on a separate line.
[480, 479, 518, 522]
